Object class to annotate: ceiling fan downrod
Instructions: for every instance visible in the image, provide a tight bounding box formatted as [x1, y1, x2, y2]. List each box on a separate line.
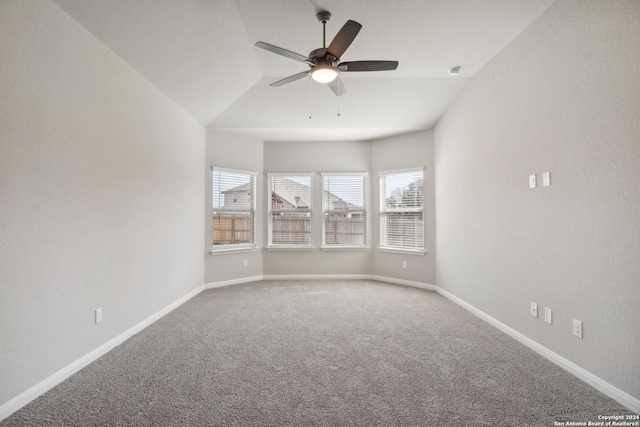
[317, 11, 331, 48]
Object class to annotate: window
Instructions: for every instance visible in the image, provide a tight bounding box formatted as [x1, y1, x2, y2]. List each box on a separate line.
[268, 174, 313, 247]
[322, 173, 367, 248]
[211, 167, 256, 252]
[379, 168, 424, 252]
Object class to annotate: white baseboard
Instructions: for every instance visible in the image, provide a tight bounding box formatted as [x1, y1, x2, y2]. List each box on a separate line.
[261, 274, 434, 292]
[435, 286, 640, 414]
[263, 274, 372, 281]
[204, 275, 264, 289]
[205, 274, 434, 291]
[370, 275, 436, 291]
[0, 285, 205, 422]
[204, 274, 434, 291]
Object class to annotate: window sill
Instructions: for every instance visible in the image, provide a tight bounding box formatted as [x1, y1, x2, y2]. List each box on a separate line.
[210, 246, 257, 255]
[377, 247, 427, 256]
[266, 246, 315, 251]
[321, 246, 370, 251]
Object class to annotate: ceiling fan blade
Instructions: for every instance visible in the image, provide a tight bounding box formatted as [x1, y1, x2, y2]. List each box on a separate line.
[338, 61, 399, 72]
[255, 42, 310, 63]
[327, 20, 362, 59]
[327, 77, 347, 97]
[270, 71, 310, 87]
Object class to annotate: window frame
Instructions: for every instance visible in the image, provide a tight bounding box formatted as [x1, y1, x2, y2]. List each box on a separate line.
[378, 167, 425, 254]
[321, 172, 368, 250]
[210, 166, 257, 254]
[267, 173, 314, 249]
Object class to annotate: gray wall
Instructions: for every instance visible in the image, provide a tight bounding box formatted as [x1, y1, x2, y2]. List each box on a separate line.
[205, 130, 264, 283]
[263, 140, 373, 276]
[205, 136, 435, 284]
[0, 0, 205, 407]
[371, 131, 436, 285]
[434, 0, 640, 401]
[203, 135, 435, 283]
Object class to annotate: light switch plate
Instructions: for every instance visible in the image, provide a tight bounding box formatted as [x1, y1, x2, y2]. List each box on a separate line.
[543, 172, 550, 187]
[530, 302, 538, 318]
[529, 174, 537, 188]
[544, 307, 552, 324]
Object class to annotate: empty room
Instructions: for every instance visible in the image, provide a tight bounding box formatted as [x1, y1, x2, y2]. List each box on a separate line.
[1, 0, 638, 425]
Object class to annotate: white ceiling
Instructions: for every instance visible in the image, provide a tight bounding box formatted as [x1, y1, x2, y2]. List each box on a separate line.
[51, 0, 556, 141]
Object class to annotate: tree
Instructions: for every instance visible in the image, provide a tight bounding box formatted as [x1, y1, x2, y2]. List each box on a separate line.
[386, 180, 423, 208]
[401, 179, 423, 207]
[386, 187, 404, 208]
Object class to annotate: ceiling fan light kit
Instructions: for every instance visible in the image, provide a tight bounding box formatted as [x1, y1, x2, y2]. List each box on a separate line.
[255, 10, 399, 96]
[310, 64, 339, 83]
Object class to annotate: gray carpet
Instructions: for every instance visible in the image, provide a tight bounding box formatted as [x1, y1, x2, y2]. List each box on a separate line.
[3, 280, 635, 426]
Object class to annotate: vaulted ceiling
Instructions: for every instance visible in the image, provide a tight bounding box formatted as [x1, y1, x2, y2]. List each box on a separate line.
[51, 0, 556, 141]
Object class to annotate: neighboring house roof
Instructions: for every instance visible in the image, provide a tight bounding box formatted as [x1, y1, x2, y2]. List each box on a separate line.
[222, 183, 251, 194]
[221, 178, 360, 210]
[271, 178, 310, 208]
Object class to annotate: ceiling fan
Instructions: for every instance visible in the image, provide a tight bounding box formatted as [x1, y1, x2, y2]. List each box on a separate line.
[255, 11, 398, 96]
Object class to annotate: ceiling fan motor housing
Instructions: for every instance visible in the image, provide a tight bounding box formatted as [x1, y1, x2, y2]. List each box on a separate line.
[308, 48, 338, 67]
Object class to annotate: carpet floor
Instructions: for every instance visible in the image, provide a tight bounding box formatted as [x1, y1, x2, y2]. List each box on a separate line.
[2, 280, 636, 426]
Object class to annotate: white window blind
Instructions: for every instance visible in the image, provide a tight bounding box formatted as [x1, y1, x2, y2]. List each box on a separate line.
[379, 168, 424, 251]
[322, 174, 367, 247]
[268, 174, 313, 247]
[212, 168, 256, 250]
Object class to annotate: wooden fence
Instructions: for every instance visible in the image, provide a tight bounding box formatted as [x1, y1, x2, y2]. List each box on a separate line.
[213, 213, 251, 245]
[214, 213, 368, 246]
[324, 216, 366, 246]
[270, 213, 312, 244]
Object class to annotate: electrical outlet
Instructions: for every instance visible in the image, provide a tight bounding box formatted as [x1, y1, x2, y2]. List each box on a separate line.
[530, 302, 538, 318]
[402, 261, 407, 269]
[544, 307, 552, 324]
[573, 319, 583, 338]
[95, 308, 102, 324]
[529, 174, 537, 188]
[243, 259, 248, 267]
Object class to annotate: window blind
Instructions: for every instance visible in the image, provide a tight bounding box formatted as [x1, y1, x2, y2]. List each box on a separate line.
[379, 168, 424, 250]
[322, 174, 367, 247]
[212, 168, 256, 249]
[268, 174, 313, 247]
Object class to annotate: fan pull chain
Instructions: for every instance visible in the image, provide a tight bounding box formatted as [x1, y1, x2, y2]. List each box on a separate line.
[337, 79, 341, 117]
[308, 76, 312, 119]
